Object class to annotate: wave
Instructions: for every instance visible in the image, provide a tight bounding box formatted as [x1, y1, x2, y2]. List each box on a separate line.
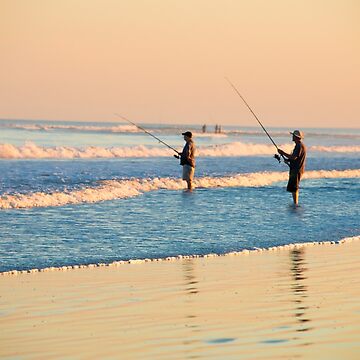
[2, 123, 140, 133]
[1, 169, 359, 209]
[2, 122, 360, 139]
[8, 124, 228, 137]
[226, 130, 360, 139]
[310, 145, 360, 153]
[0, 142, 292, 159]
[0, 142, 171, 159]
[1, 142, 360, 159]
[192, 132, 228, 138]
[2, 235, 359, 275]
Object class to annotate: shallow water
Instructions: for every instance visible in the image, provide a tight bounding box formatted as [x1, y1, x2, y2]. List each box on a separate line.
[1, 176, 359, 272]
[0, 120, 359, 272]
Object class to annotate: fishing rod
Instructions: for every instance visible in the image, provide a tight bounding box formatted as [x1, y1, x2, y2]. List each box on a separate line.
[225, 77, 286, 164]
[114, 113, 180, 155]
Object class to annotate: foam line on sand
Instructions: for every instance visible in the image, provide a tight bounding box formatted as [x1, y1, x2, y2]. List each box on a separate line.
[1, 235, 359, 276]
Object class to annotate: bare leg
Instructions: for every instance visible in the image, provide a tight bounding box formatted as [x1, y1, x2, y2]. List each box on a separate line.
[292, 191, 299, 205]
[186, 180, 193, 190]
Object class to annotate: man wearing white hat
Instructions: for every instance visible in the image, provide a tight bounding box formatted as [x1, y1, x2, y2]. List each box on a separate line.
[278, 130, 307, 206]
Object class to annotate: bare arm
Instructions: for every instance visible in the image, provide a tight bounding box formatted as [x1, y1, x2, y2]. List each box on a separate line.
[278, 144, 300, 161]
[278, 149, 295, 160]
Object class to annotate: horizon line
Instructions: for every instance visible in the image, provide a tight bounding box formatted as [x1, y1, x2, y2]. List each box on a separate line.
[0, 117, 359, 130]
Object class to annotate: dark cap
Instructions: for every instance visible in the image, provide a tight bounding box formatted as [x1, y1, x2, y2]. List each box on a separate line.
[182, 131, 192, 138]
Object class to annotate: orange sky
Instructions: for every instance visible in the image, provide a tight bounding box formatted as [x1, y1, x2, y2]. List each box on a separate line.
[0, 0, 359, 127]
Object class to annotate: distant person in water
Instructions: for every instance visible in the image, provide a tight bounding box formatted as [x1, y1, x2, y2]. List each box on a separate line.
[278, 130, 307, 206]
[202, 124, 207, 133]
[175, 131, 196, 190]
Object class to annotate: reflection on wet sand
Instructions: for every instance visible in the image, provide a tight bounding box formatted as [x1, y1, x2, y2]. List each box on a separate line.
[1, 241, 360, 359]
[182, 259, 201, 359]
[183, 259, 199, 296]
[290, 248, 313, 345]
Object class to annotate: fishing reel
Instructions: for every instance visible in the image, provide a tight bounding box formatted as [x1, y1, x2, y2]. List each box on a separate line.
[274, 153, 290, 166]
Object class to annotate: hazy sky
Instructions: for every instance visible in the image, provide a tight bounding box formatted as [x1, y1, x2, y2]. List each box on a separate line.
[1, 0, 359, 127]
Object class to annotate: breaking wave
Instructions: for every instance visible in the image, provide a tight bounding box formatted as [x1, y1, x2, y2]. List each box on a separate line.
[1, 169, 359, 209]
[2, 123, 140, 133]
[0, 142, 292, 159]
[0, 142, 170, 159]
[227, 130, 360, 139]
[310, 145, 360, 153]
[1, 142, 360, 159]
[2, 122, 360, 139]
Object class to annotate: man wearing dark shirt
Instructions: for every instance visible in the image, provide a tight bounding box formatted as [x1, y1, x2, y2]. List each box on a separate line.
[178, 131, 196, 190]
[278, 130, 307, 206]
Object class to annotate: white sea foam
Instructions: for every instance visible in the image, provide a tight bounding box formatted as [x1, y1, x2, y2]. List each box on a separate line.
[1, 235, 359, 275]
[198, 142, 294, 156]
[1, 141, 359, 159]
[226, 130, 360, 139]
[310, 145, 360, 153]
[0, 142, 297, 159]
[3, 122, 360, 139]
[1, 169, 359, 210]
[0, 142, 171, 159]
[4, 123, 140, 133]
[193, 132, 228, 138]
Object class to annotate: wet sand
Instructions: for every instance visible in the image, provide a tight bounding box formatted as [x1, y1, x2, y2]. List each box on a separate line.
[1, 240, 360, 359]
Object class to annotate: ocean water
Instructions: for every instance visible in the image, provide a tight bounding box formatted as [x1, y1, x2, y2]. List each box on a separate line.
[0, 119, 359, 272]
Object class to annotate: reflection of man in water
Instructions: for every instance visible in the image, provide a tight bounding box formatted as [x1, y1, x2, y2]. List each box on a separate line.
[178, 131, 196, 191]
[278, 130, 307, 206]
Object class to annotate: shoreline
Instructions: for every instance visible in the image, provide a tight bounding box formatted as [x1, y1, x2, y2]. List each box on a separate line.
[1, 235, 360, 359]
[2, 235, 359, 276]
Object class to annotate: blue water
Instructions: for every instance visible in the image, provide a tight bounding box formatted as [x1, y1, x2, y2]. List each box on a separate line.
[0, 120, 359, 272]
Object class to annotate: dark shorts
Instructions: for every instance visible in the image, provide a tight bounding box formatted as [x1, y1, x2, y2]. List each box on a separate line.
[287, 171, 302, 193]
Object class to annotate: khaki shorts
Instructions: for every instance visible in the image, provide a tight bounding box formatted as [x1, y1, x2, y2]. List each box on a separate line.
[182, 165, 195, 181]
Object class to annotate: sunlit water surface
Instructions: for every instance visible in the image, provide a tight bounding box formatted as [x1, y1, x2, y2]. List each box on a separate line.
[0, 121, 359, 271]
